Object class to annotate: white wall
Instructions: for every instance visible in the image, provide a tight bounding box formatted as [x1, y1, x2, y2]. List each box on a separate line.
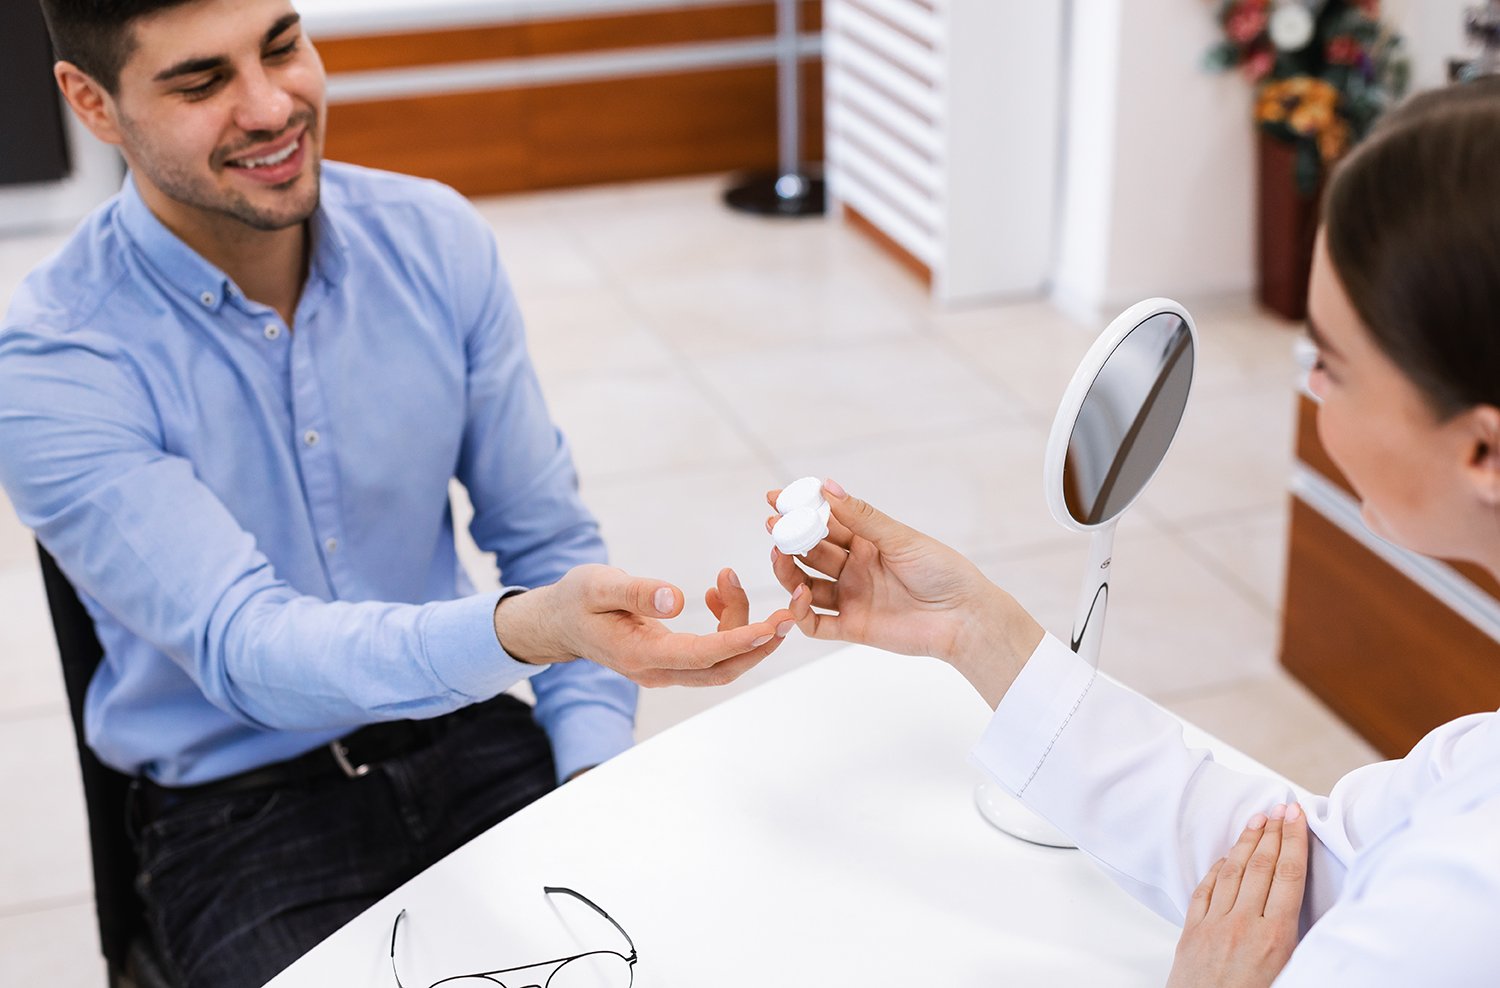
[1051, 0, 1480, 321]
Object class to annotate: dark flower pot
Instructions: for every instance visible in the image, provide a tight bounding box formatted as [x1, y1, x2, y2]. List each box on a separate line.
[1256, 130, 1323, 322]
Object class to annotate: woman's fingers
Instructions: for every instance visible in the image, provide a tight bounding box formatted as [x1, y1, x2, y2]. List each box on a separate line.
[800, 539, 849, 579]
[1264, 803, 1309, 922]
[765, 491, 856, 550]
[1208, 812, 1268, 915]
[771, 547, 839, 608]
[783, 579, 842, 641]
[762, 517, 849, 580]
[1186, 857, 1226, 928]
[1237, 806, 1287, 914]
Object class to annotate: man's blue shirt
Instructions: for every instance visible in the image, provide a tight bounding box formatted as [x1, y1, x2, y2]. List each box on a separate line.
[0, 163, 636, 785]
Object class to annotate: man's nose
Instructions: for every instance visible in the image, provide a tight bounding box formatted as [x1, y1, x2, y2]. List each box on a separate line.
[233, 66, 294, 135]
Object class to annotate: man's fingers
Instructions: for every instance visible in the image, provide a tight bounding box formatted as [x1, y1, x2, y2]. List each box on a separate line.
[714, 567, 750, 631]
[1208, 812, 1267, 915]
[705, 587, 725, 622]
[1186, 858, 1225, 928]
[589, 568, 683, 620]
[658, 629, 791, 687]
[644, 606, 796, 670]
[1265, 803, 1309, 922]
[1237, 806, 1286, 913]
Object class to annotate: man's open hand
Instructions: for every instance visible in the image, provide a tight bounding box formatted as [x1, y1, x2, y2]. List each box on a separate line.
[494, 563, 801, 688]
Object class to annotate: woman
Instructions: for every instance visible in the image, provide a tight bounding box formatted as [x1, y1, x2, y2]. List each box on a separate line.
[756, 80, 1500, 985]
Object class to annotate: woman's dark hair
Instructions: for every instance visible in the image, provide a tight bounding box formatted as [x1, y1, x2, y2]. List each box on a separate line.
[38, 0, 198, 94]
[1324, 76, 1500, 420]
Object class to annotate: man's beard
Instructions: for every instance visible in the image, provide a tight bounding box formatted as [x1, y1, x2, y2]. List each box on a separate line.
[123, 111, 322, 232]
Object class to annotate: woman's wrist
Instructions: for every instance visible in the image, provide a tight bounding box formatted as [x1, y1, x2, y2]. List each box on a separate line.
[947, 583, 1045, 709]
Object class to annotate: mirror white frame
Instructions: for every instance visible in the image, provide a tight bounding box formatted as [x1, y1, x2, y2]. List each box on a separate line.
[1044, 296, 1198, 669]
[976, 297, 1198, 848]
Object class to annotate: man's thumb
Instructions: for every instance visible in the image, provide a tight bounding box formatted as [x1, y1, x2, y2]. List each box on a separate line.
[822, 479, 914, 547]
[605, 572, 682, 618]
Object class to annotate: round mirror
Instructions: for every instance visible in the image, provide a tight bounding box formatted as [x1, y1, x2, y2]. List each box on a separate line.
[1044, 299, 1197, 532]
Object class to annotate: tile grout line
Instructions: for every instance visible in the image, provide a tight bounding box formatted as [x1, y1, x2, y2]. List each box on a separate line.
[555, 218, 795, 481]
[0, 890, 94, 921]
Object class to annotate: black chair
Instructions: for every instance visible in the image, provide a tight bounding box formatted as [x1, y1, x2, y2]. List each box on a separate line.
[36, 542, 174, 988]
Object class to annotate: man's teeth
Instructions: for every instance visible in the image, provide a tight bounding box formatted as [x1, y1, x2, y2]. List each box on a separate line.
[232, 139, 298, 169]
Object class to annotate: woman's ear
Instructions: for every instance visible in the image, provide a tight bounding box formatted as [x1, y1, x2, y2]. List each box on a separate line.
[1463, 405, 1500, 507]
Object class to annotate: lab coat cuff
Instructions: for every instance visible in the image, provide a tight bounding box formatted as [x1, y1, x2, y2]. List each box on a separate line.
[422, 589, 536, 699]
[972, 632, 1097, 796]
[545, 703, 636, 784]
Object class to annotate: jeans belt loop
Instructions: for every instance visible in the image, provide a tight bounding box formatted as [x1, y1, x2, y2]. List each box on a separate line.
[329, 739, 372, 779]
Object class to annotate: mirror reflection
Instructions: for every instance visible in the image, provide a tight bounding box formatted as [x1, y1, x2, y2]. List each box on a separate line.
[1062, 312, 1194, 527]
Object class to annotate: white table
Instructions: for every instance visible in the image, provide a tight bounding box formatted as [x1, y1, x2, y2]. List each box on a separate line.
[266, 646, 1279, 987]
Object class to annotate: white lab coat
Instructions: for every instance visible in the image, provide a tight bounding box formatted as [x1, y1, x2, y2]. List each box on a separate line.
[972, 633, 1500, 985]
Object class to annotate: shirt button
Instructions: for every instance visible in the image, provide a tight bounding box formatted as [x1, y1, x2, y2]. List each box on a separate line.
[303, 429, 320, 447]
[325, 537, 339, 553]
[200, 291, 215, 307]
[263, 323, 282, 340]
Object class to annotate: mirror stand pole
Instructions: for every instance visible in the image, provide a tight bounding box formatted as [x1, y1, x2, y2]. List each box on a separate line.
[1072, 521, 1117, 669]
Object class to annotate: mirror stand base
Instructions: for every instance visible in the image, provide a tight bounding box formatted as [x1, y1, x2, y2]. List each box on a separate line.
[974, 782, 1076, 849]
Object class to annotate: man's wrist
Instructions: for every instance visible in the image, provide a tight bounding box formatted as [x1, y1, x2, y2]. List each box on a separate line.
[493, 586, 567, 665]
[949, 585, 1045, 710]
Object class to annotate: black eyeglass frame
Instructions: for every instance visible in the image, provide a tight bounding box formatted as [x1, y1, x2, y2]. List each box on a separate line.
[390, 886, 638, 988]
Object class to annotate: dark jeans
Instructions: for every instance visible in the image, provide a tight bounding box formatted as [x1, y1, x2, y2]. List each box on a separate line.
[129, 694, 556, 988]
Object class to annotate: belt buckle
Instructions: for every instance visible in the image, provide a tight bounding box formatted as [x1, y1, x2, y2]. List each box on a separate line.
[329, 739, 371, 779]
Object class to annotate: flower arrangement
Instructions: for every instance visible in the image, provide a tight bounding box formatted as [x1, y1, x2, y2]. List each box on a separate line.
[1205, 0, 1411, 193]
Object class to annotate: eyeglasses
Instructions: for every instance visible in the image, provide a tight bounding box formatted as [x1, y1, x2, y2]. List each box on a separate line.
[390, 886, 637, 988]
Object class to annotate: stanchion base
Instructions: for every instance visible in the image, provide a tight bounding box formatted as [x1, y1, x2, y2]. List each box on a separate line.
[724, 171, 826, 217]
[975, 782, 1077, 849]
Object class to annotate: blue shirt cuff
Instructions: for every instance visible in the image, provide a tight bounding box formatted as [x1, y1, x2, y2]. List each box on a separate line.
[544, 702, 636, 783]
[421, 590, 536, 700]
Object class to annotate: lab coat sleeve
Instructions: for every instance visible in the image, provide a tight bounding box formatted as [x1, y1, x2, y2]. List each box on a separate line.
[970, 633, 1488, 931]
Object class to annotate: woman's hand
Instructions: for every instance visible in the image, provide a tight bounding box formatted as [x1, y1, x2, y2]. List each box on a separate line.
[766, 479, 1043, 707]
[1167, 804, 1309, 988]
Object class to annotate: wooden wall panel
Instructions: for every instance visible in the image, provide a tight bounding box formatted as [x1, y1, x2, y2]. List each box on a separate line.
[325, 64, 823, 196]
[1280, 498, 1500, 758]
[315, 2, 821, 73]
[318, 2, 824, 196]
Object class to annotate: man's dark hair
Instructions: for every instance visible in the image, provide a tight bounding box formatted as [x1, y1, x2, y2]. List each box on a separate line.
[38, 0, 199, 93]
[1324, 76, 1500, 420]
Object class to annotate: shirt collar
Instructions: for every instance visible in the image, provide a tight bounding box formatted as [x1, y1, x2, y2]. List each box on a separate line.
[115, 171, 349, 316]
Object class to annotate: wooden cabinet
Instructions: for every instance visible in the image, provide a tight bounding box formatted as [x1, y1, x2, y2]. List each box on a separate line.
[1281, 395, 1500, 757]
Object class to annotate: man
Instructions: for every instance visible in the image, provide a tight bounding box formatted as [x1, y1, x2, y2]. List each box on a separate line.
[1, 2, 796, 985]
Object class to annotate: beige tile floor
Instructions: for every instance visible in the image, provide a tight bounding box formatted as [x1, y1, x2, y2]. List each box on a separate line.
[0, 175, 1379, 984]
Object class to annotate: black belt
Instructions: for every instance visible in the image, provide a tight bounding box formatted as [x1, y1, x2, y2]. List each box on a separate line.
[136, 714, 449, 822]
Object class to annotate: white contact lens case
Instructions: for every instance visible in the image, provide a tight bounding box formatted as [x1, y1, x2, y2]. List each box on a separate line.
[771, 477, 830, 555]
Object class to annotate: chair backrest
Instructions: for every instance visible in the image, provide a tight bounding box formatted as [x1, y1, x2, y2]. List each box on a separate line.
[36, 542, 142, 980]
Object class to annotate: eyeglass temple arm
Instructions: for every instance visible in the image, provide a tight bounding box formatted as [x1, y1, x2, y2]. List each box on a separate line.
[544, 886, 637, 958]
[391, 908, 408, 988]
